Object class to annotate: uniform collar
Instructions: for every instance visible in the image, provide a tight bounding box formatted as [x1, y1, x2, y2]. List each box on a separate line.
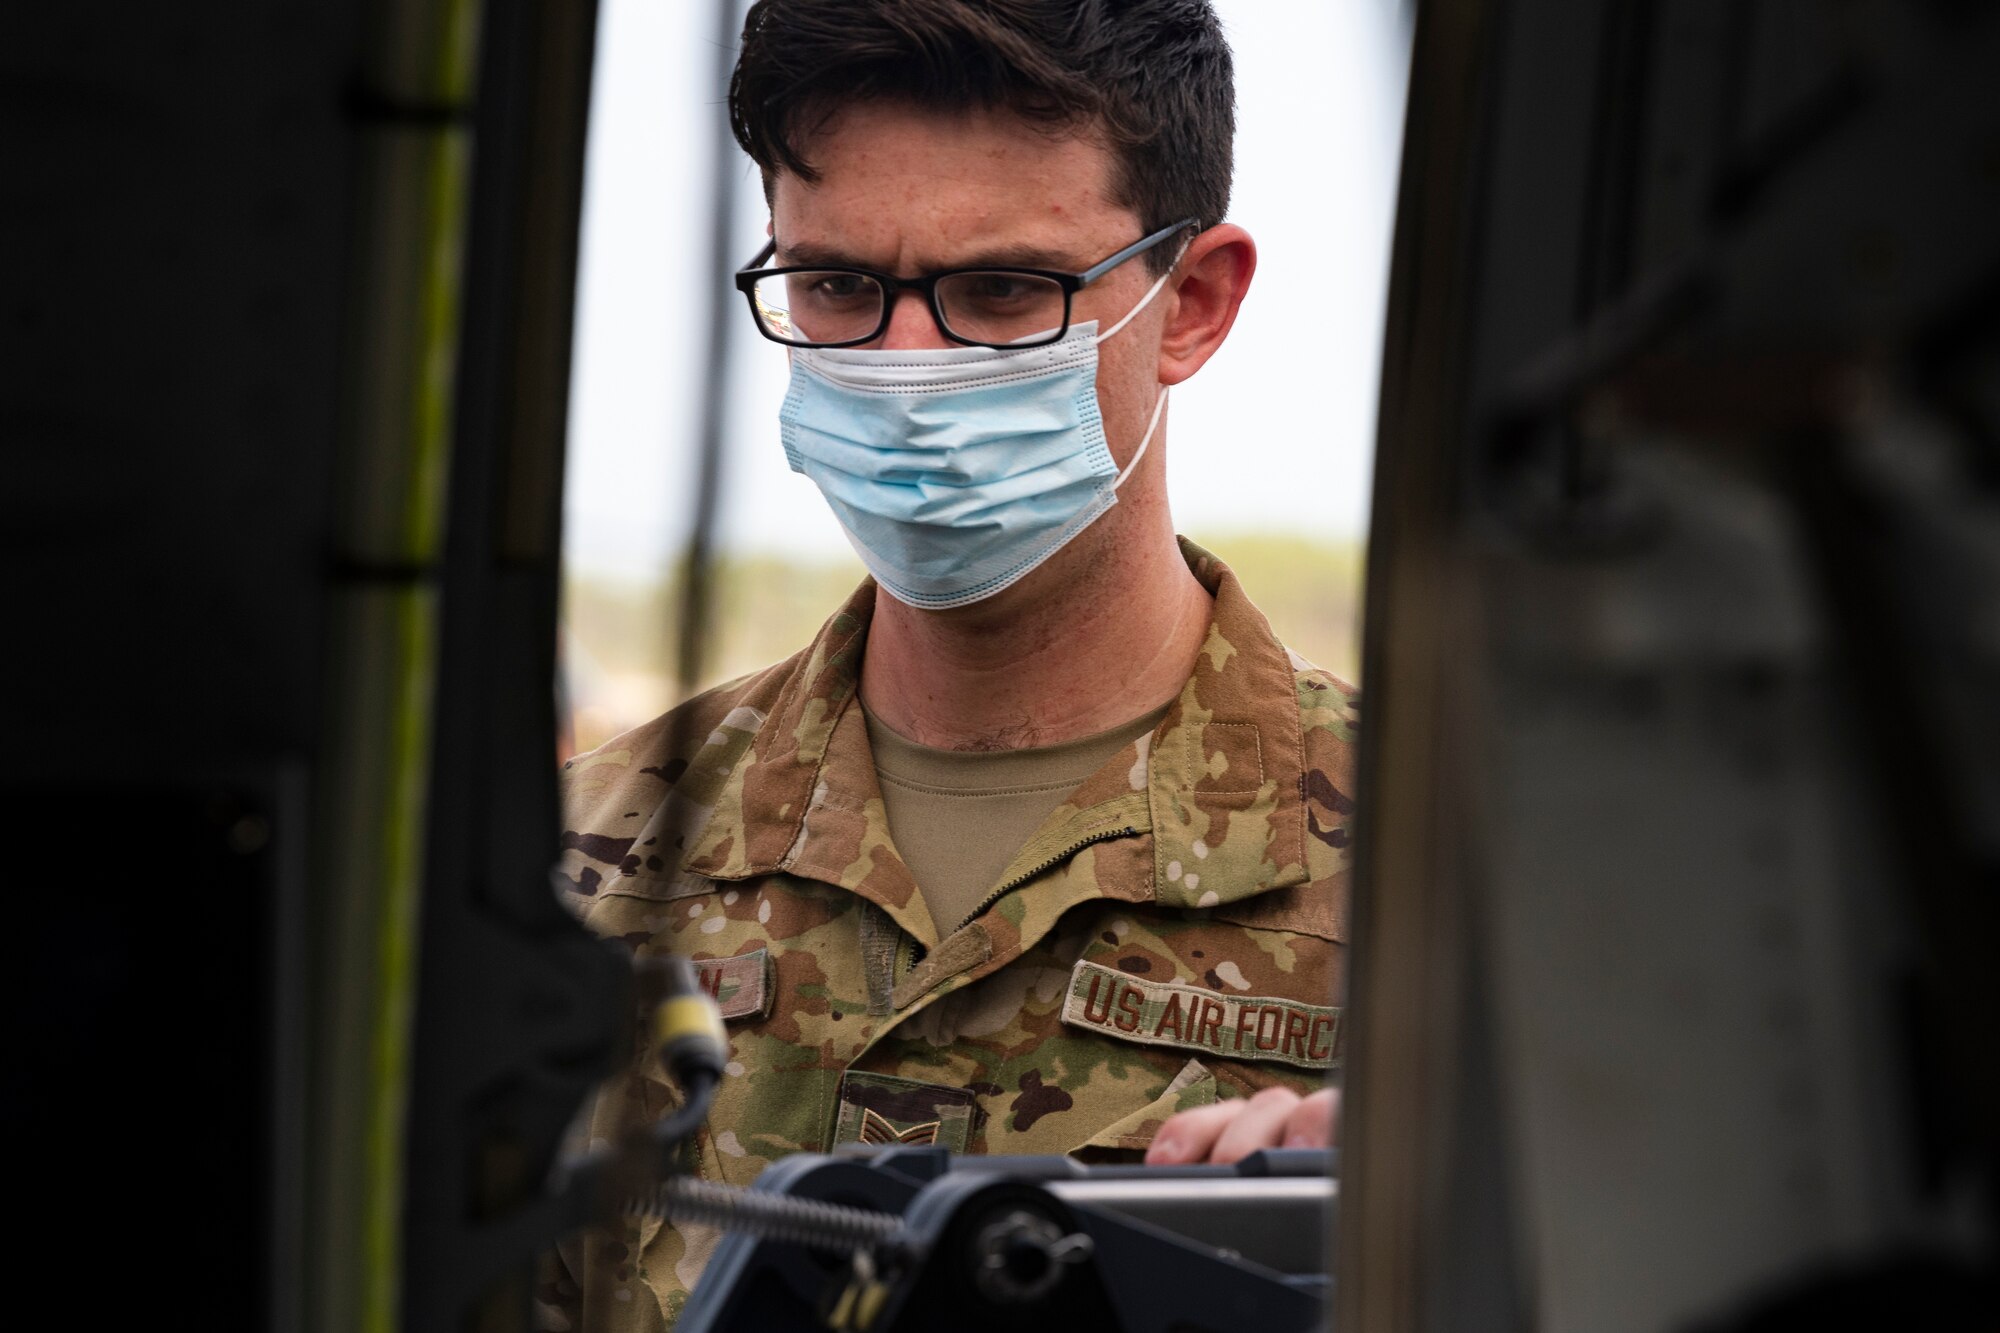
[680, 538, 1311, 939]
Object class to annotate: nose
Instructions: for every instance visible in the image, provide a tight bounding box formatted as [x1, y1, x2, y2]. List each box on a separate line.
[877, 288, 955, 351]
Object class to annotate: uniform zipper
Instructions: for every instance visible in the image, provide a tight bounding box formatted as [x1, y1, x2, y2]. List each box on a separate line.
[886, 823, 1140, 1006]
[952, 824, 1139, 935]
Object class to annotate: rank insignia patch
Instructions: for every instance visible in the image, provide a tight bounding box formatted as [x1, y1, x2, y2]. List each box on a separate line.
[830, 1071, 979, 1154]
[1060, 959, 1341, 1070]
[692, 947, 773, 1021]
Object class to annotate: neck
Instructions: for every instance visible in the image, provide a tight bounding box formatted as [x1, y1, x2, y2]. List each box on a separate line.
[858, 489, 1212, 751]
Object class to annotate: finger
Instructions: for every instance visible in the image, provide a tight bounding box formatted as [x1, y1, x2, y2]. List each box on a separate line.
[1144, 1097, 1248, 1165]
[1209, 1086, 1302, 1165]
[1280, 1087, 1339, 1148]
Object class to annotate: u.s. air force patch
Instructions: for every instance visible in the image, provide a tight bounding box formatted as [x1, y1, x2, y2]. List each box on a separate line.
[1060, 959, 1341, 1070]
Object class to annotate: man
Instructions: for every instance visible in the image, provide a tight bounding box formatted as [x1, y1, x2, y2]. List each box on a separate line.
[548, 1, 1357, 1325]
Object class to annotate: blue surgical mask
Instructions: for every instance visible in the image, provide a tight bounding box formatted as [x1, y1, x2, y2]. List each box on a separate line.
[779, 270, 1173, 610]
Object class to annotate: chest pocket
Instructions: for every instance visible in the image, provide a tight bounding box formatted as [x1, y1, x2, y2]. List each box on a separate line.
[873, 956, 1229, 1161]
[582, 873, 860, 1013]
[1066, 1056, 1219, 1161]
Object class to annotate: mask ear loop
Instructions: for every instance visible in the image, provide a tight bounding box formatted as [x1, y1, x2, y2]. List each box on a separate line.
[1102, 230, 1191, 486]
[1096, 262, 1179, 344]
[1114, 384, 1168, 488]
[1095, 229, 1196, 344]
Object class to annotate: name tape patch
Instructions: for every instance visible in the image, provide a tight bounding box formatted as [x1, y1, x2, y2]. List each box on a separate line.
[1061, 959, 1340, 1070]
[693, 947, 773, 1021]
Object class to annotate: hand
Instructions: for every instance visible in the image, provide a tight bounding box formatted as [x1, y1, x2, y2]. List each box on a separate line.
[1143, 1085, 1339, 1166]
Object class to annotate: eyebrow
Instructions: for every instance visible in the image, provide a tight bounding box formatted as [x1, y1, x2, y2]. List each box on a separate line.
[775, 239, 1084, 273]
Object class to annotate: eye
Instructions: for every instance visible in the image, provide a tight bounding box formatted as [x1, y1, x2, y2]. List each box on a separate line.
[806, 273, 872, 302]
[959, 273, 1039, 304]
[784, 272, 880, 310]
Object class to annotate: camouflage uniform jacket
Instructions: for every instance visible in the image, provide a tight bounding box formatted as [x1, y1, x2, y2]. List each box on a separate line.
[547, 539, 1359, 1329]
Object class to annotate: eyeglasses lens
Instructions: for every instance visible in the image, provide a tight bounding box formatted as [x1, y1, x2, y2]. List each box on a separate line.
[934, 272, 1066, 345]
[752, 271, 882, 345]
[751, 270, 1067, 346]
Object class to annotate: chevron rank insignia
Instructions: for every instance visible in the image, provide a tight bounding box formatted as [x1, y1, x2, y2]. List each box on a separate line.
[830, 1071, 978, 1153]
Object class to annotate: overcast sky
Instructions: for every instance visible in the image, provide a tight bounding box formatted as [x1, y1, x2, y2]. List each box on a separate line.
[562, 0, 1411, 576]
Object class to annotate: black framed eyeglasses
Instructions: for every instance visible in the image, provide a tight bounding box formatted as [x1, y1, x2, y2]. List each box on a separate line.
[733, 217, 1198, 350]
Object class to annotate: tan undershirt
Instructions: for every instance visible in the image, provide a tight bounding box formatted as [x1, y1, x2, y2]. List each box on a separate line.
[864, 702, 1172, 935]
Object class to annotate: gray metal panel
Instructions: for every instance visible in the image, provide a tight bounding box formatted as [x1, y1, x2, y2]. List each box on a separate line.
[1345, 1, 1999, 1328]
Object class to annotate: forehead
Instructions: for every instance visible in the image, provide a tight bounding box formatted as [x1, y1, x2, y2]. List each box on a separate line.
[770, 100, 1136, 267]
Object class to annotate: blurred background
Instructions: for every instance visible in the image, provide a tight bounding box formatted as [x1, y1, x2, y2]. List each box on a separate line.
[558, 0, 1413, 753]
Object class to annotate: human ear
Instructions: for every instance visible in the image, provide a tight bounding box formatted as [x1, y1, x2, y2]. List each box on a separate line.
[1156, 223, 1256, 387]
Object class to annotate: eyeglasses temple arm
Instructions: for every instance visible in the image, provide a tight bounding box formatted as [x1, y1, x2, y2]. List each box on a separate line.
[1077, 217, 1199, 287]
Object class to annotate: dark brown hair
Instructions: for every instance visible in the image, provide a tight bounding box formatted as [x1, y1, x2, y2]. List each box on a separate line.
[728, 0, 1235, 273]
